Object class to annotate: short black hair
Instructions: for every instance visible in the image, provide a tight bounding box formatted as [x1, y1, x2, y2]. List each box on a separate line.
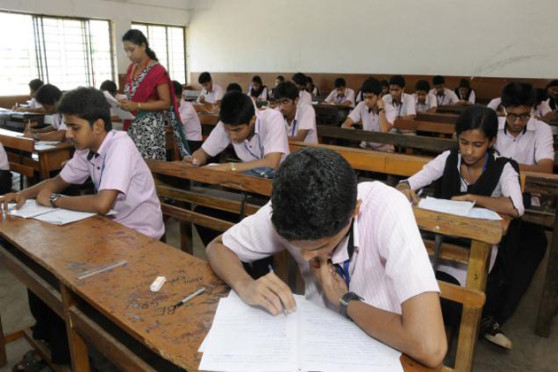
[458, 78, 471, 89]
[360, 77, 382, 95]
[35, 84, 62, 106]
[389, 75, 405, 88]
[252, 75, 263, 85]
[455, 106, 497, 141]
[274, 82, 299, 101]
[306, 77, 314, 84]
[432, 75, 445, 85]
[276, 75, 285, 82]
[100, 80, 117, 95]
[501, 82, 536, 108]
[380, 79, 389, 88]
[226, 83, 242, 93]
[198, 72, 212, 84]
[271, 147, 357, 241]
[292, 73, 307, 86]
[219, 92, 255, 126]
[334, 78, 346, 88]
[29, 79, 44, 92]
[546, 80, 558, 89]
[535, 88, 548, 104]
[415, 80, 430, 92]
[57, 87, 112, 131]
[172, 80, 183, 96]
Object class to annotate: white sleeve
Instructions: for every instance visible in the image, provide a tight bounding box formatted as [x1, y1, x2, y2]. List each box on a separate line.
[215, 85, 224, 101]
[259, 87, 268, 101]
[325, 90, 336, 103]
[538, 101, 552, 116]
[348, 102, 363, 123]
[298, 104, 317, 131]
[261, 110, 290, 157]
[499, 162, 524, 216]
[346, 89, 355, 106]
[384, 103, 397, 125]
[406, 95, 416, 116]
[469, 90, 476, 104]
[201, 121, 231, 157]
[428, 93, 438, 108]
[406, 151, 451, 190]
[448, 90, 460, 104]
[534, 122, 555, 162]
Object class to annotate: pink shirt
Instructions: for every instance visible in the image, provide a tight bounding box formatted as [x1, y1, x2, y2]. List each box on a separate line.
[178, 99, 202, 141]
[0, 143, 8, 170]
[60, 131, 164, 239]
[223, 182, 439, 315]
[348, 101, 397, 152]
[325, 88, 356, 107]
[202, 108, 290, 162]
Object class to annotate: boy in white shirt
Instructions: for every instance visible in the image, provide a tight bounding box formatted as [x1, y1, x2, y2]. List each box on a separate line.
[23, 84, 67, 142]
[197, 72, 224, 105]
[325, 78, 355, 108]
[173, 81, 203, 152]
[414, 80, 437, 113]
[292, 73, 312, 106]
[383, 75, 416, 120]
[430, 76, 459, 106]
[274, 82, 317, 143]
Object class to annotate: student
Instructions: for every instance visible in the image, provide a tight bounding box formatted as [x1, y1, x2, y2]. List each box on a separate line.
[185, 91, 289, 172]
[291, 73, 312, 105]
[206, 147, 446, 368]
[197, 71, 224, 105]
[0, 143, 11, 195]
[1, 87, 164, 370]
[324, 78, 355, 108]
[173, 81, 203, 152]
[226, 83, 243, 93]
[430, 76, 459, 106]
[454, 78, 475, 105]
[23, 84, 67, 142]
[248, 75, 268, 101]
[274, 82, 317, 143]
[383, 75, 416, 120]
[305, 76, 320, 97]
[396, 106, 524, 349]
[380, 79, 390, 97]
[545, 79, 558, 113]
[269, 75, 285, 99]
[100, 79, 127, 123]
[341, 77, 397, 152]
[534, 88, 553, 121]
[414, 80, 438, 113]
[14, 79, 44, 112]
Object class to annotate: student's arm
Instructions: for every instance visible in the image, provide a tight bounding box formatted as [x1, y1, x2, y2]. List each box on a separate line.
[341, 103, 361, 129]
[184, 121, 230, 165]
[206, 234, 296, 315]
[452, 194, 519, 217]
[210, 152, 283, 172]
[400, 114, 416, 120]
[184, 147, 210, 166]
[396, 151, 449, 204]
[341, 117, 355, 129]
[378, 99, 395, 132]
[289, 129, 309, 142]
[518, 159, 554, 174]
[36, 188, 119, 215]
[0, 175, 69, 210]
[119, 83, 172, 112]
[523, 124, 555, 173]
[24, 125, 55, 134]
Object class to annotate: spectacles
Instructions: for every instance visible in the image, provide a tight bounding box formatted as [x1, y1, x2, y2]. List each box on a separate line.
[506, 112, 531, 121]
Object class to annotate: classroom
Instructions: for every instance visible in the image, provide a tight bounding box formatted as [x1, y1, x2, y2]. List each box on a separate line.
[0, 0, 557, 371]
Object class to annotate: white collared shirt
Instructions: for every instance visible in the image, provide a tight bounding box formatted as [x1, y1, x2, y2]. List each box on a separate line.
[298, 90, 312, 105]
[383, 93, 416, 117]
[325, 88, 356, 107]
[429, 88, 459, 105]
[347, 101, 397, 152]
[456, 89, 476, 104]
[283, 102, 318, 144]
[197, 84, 224, 104]
[487, 97, 502, 112]
[202, 108, 290, 163]
[495, 117, 554, 165]
[178, 99, 202, 141]
[414, 93, 438, 113]
[223, 182, 439, 314]
[248, 85, 268, 101]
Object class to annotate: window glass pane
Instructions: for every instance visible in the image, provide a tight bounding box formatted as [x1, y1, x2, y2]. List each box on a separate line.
[89, 20, 113, 88]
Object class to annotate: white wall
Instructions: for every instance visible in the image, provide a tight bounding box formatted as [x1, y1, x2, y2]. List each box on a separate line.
[0, 0, 192, 74]
[188, 0, 558, 78]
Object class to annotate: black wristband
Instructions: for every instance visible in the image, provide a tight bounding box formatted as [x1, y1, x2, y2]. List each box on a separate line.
[339, 292, 363, 319]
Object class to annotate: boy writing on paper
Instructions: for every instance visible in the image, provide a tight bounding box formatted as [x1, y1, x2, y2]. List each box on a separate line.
[1, 87, 164, 370]
[206, 147, 447, 368]
[13, 79, 44, 113]
[274, 82, 318, 143]
[23, 84, 67, 142]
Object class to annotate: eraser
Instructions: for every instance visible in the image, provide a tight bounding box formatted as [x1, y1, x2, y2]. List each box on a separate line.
[150, 276, 166, 292]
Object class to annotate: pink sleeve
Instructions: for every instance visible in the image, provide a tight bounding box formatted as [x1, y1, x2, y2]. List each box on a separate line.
[60, 152, 90, 185]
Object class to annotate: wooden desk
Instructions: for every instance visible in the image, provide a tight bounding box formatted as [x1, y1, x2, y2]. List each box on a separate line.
[0, 214, 432, 372]
[0, 128, 73, 181]
[416, 112, 458, 124]
[312, 102, 352, 126]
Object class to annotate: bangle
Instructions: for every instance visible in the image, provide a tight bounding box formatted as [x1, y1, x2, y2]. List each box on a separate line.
[137, 102, 141, 110]
[230, 162, 237, 172]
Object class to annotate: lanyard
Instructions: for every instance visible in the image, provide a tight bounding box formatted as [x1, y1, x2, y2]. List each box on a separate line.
[290, 119, 298, 136]
[336, 94, 345, 104]
[437, 94, 445, 106]
[334, 222, 355, 288]
[243, 119, 263, 159]
[394, 101, 403, 117]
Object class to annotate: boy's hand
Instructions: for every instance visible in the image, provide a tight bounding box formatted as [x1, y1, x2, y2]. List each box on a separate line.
[236, 272, 296, 316]
[0, 193, 26, 211]
[396, 183, 420, 204]
[309, 257, 348, 311]
[36, 189, 52, 207]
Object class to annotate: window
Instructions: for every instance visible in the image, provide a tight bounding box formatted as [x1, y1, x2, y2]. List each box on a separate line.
[131, 22, 186, 84]
[0, 11, 114, 95]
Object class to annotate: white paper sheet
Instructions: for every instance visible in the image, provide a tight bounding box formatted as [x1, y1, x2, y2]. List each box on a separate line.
[418, 196, 475, 217]
[6, 200, 56, 218]
[468, 207, 502, 220]
[33, 209, 96, 225]
[199, 293, 403, 372]
[103, 91, 135, 120]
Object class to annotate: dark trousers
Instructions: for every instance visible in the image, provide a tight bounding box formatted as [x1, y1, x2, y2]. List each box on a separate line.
[0, 170, 12, 194]
[194, 206, 273, 279]
[483, 220, 547, 324]
[28, 290, 70, 364]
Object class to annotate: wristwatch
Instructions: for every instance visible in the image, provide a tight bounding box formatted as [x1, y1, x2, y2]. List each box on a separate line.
[339, 292, 363, 319]
[230, 162, 237, 172]
[49, 193, 62, 208]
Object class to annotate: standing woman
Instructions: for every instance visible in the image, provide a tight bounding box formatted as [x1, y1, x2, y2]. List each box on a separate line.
[119, 29, 190, 160]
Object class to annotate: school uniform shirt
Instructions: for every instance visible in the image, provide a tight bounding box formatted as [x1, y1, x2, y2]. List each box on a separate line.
[0, 143, 8, 171]
[324, 88, 356, 108]
[222, 181, 439, 314]
[456, 89, 476, 104]
[347, 101, 397, 152]
[60, 130, 164, 240]
[50, 113, 66, 131]
[298, 90, 313, 106]
[495, 117, 554, 166]
[197, 84, 224, 104]
[283, 102, 318, 144]
[383, 93, 416, 118]
[27, 98, 42, 109]
[310, 86, 319, 96]
[405, 150, 524, 285]
[248, 85, 268, 101]
[178, 99, 202, 141]
[413, 93, 438, 113]
[202, 108, 290, 163]
[534, 100, 552, 118]
[487, 97, 502, 112]
[429, 88, 459, 106]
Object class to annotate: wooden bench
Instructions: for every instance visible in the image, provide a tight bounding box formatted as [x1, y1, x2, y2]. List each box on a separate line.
[394, 119, 455, 137]
[417, 112, 458, 124]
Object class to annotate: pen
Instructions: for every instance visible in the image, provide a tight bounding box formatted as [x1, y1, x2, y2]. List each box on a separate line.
[268, 264, 288, 316]
[268, 264, 274, 273]
[174, 287, 206, 308]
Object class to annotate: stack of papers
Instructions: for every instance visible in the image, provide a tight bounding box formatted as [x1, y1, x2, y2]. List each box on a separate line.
[418, 197, 502, 220]
[103, 91, 135, 120]
[6, 199, 96, 225]
[199, 292, 403, 372]
[34, 141, 60, 151]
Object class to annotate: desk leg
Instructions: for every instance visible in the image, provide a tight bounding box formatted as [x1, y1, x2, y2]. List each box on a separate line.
[179, 222, 193, 255]
[0, 313, 6, 367]
[38, 153, 50, 181]
[61, 286, 90, 372]
[455, 240, 491, 372]
[536, 210, 558, 337]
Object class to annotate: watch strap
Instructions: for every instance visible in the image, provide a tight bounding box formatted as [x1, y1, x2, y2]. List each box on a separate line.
[339, 292, 363, 319]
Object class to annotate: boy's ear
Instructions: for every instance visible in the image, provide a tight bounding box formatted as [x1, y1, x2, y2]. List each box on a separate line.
[93, 119, 106, 133]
